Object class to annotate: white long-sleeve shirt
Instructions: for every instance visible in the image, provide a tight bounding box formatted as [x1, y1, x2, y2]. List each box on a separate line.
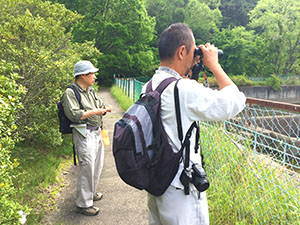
[142, 67, 246, 189]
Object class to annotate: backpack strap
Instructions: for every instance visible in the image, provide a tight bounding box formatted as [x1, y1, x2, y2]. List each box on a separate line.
[180, 121, 198, 195]
[174, 80, 201, 195]
[66, 84, 83, 166]
[146, 80, 153, 93]
[146, 77, 177, 94]
[67, 85, 84, 110]
[174, 79, 183, 142]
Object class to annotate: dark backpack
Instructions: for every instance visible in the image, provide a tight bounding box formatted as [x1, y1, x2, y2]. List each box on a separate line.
[57, 84, 84, 166]
[57, 85, 83, 134]
[112, 77, 185, 196]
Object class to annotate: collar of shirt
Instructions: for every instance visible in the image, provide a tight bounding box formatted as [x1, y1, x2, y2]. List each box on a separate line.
[158, 66, 182, 79]
[74, 82, 93, 93]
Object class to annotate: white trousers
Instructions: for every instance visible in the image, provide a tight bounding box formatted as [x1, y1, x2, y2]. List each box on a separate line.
[148, 185, 209, 225]
[73, 128, 104, 208]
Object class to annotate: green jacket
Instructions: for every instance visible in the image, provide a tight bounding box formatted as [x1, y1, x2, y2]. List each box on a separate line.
[61, 82, 104, 127]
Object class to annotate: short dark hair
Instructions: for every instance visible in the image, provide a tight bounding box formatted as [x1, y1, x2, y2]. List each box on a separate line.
[158, 23, 194, 61]
[75, 73, 91, 81]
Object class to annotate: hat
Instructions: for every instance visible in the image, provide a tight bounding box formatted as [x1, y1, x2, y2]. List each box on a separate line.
[74, 60, 99, 77]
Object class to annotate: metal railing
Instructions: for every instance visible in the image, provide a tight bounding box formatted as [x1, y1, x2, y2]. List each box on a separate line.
[115, 77, 150, 102]
[227, 98, 300, 170]
[115, 78, 300, 224]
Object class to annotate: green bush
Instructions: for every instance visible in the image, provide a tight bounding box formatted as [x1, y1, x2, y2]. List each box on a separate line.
[11, 139, 73, 224]
[198, 73, 254, 87]
[230, 74, 254, 86]
[265, 74, 282, 91]
[0, 62, 29, 224]
[283, 75, 300, 85]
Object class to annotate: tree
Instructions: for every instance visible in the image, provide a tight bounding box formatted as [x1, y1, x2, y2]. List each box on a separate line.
[96, 0, 156, 84]
[145, 0, 187, 36]
[249, 0, 300, 75]
[219, 0, 259, 28]
[184, 0, 222, 44]
[212, 26, 265, 76]
[55, 0, 156, 84]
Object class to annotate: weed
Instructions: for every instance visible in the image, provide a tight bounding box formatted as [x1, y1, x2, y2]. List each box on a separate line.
[10, 136, 73, 224]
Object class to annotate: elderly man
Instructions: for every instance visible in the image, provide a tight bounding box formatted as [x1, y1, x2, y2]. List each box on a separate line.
[62, 60, 112, 216]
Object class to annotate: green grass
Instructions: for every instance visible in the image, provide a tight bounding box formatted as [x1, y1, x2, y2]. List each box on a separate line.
[201, 123, 300, 225]
[110, 85, 134, 111]
[10, 136, 73, 224]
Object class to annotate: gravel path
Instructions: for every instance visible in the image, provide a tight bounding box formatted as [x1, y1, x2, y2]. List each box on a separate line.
[42, 87, 148, 225]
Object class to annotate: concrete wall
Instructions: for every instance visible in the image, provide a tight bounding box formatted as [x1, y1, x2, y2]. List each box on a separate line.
[239, 85, 300, 103]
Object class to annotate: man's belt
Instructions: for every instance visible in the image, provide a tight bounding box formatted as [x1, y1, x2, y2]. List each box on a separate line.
[86, 125, 99, 130]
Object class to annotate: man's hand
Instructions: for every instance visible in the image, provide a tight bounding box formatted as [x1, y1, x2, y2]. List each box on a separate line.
[104, 104, 112, 112]
[94, 108, 107, 116]
[199, 43, 233, 90]
[199, 43, 219, 71]
[80, 108, 107, 120]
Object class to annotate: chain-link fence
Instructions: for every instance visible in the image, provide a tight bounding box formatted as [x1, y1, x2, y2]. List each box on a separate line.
[202, 98, 300, 224]
[114, 78, 300, 224]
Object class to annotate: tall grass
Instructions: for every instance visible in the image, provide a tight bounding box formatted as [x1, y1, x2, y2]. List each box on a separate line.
[201, 122, 300, 225]
[110, 85, 134, 111]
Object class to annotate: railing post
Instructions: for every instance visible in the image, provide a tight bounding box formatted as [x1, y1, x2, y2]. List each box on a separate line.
[127, 78, 130, 99]
[133, 79, 135, 101]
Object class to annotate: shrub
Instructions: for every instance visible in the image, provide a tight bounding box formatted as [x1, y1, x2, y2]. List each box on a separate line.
[230, 74, 254, 86]
[198, 73, 254, 87]
[265, 74, 282, 91]
[0, 62, 29, 224]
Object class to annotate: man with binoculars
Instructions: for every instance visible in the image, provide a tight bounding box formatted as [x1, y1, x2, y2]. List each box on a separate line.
[145, 23, 246, 224]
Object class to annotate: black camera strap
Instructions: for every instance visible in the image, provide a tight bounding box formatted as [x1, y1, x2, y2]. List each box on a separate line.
[174, 79, 200, 195]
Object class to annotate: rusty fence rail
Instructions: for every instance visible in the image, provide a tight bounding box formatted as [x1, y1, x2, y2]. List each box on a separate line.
[226, 97, 300, 170]
[115, 78, 300, 224]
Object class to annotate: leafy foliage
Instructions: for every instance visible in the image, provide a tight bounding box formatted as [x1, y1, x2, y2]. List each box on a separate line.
[184, 0, 222, 44]
[145, 0, 187, 36]
[212, 26, 264, 76]
[145, 0, 222, 44]
[0, 61, 28, 224]
[219, 0, 259, 28]
[265, 74, 282, 91]
[55, 0, 157, 85]
[249, 0, 300, 76]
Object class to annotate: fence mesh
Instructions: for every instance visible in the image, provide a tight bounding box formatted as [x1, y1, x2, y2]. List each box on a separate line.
[114, 78, 300, 224]
[201, 120, 300, 224]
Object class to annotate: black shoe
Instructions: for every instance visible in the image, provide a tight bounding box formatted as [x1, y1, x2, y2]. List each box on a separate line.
[77, 206, 100, 216]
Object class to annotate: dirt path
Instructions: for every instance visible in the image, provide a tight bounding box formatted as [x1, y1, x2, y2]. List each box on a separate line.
[43, 88, 148, 225]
